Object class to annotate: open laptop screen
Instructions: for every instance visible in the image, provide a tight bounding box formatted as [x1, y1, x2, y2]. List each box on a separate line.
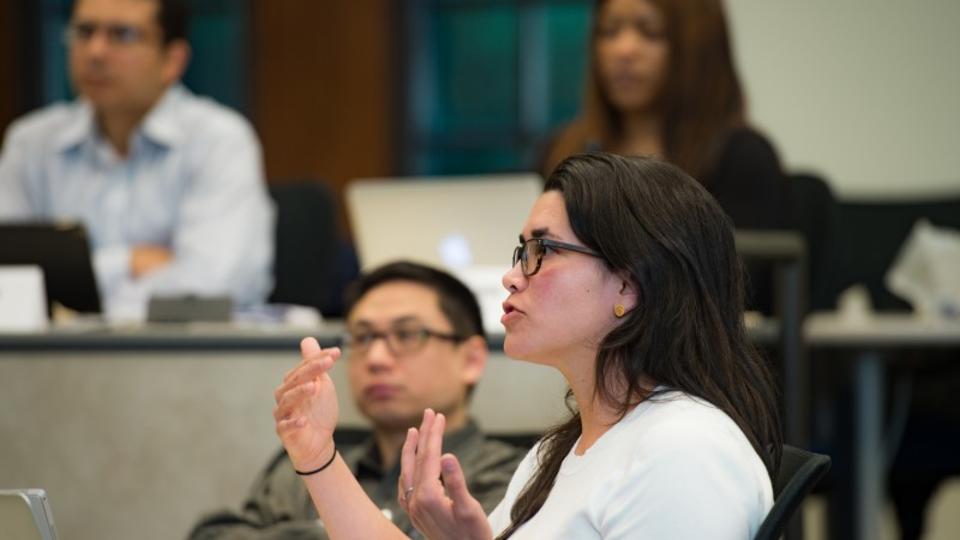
[0, 223, 101, 313]
[346, 174, 542, 271]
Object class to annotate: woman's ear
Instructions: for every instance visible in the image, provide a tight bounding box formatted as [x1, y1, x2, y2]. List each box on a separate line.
[617, 274, 639, 313]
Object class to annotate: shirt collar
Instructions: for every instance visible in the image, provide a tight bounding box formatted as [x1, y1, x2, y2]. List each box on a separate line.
[53, 84, 186, 153]
[353, 419, 483, 479]
[139, 84, 185, 148]
[54, 99, 96, 152]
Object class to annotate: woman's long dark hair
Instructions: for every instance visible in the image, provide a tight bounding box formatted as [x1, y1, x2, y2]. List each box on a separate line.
[543, 0, 746, 181]
[497, 153, 782, 539]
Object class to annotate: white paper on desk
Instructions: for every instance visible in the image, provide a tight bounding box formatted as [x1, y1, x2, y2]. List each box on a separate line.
[886, 219, 960, 319]
[453, 265, 510, 336]
[0, 265, 49, 331]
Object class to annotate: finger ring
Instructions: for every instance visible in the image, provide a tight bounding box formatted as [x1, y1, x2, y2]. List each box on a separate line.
[404, 486, 415, 498]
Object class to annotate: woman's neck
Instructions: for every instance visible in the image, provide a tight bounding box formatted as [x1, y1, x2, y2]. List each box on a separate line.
[613, 111, 663, 158]
[574, 394, 624, 456]
[557, 352, 624, 456]
[559, 352, 656, 456]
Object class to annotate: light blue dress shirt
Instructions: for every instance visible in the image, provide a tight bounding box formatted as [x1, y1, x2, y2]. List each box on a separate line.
[0, 84, 275, 320]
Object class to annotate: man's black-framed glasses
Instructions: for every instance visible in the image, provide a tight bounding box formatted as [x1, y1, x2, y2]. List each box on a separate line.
[343, 324, 466, 358]
[512, 237, 603, 277]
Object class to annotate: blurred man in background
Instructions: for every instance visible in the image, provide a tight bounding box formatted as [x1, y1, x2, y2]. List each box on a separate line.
[189, 261, 525, 539]
[0, 0, 273, 320]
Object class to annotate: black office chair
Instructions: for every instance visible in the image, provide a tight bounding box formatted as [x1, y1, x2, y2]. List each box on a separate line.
[268, 181, 359, 318]
[787, 172, 841, 312]
[754, 445, 832, 540]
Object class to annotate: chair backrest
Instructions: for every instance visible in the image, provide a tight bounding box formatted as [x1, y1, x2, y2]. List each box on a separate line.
[754, 445, 831, 540]
[268, 181, 358, 318]
[787, 172, 840, 312]
[742, 171, 839, 314]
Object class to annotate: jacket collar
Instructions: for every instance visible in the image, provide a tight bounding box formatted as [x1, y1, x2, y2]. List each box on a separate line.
[354, 419, 482, 478]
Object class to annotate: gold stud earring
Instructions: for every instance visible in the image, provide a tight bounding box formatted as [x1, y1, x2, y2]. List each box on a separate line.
[614, 304, 626, 318]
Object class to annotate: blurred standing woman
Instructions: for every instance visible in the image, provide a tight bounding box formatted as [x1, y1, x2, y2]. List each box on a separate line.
[542, 0, 788, 233]
[273, 153, 782, 539]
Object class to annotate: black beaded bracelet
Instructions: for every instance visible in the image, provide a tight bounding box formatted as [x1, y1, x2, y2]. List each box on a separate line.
[294, 444, 337, 476]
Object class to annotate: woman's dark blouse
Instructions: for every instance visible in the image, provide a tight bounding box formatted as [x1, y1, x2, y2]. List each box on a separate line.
[703, 128, 790, 313]
[705, 127, 789, 232]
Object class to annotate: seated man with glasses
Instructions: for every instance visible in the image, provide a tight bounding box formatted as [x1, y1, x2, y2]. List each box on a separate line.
[189, 261, 526, 539]
[0, 0, 273, 321]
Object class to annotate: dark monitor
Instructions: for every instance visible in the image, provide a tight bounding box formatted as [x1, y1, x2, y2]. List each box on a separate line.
[0, 222, 102, 313]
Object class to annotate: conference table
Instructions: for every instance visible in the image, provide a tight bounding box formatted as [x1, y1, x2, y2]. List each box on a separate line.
[805, 311, 960, 540]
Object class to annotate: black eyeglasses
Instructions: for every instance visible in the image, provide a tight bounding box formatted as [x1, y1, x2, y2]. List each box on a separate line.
[343, 324, 466, 358]
[64, 22, 149, 47]
[512, 237, 602, 277]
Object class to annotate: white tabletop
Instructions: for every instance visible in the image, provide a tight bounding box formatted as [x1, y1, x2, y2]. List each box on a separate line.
[805, 311, 960, 348]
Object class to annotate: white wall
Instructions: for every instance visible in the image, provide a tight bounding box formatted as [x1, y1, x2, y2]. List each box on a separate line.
[727, 1, 960, 200]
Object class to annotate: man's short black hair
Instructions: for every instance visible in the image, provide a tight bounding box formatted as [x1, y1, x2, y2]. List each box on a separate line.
[155, 0, 189, 44]
[344, 261, 486, 342]
[71, 0, 189, 44]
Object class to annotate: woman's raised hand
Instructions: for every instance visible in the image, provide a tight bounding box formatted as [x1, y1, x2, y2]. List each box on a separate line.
[398, 409, 493, 540]
[274, 337, 341, 472]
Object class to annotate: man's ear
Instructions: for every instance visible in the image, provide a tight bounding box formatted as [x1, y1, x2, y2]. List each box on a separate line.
[161, 40, 191, 84]
[459, 335, 488, 387]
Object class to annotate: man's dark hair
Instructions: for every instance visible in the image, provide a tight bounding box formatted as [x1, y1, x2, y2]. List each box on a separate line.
[155, 0, 189, 44]
[343, 261, 486, 342]
[71, 0, 189, 44]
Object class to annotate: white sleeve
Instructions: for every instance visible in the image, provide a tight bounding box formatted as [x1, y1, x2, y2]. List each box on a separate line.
[0, 123, 37, 219]
[596, 421, 768, 540]
[93, 245, 132, 306]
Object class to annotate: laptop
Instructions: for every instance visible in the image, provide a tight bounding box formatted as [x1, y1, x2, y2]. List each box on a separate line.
[0, 223, 102, 313]
[0, 489, 59, 540]
[346, 173, 542, 271]
[346, 174, 542, 334]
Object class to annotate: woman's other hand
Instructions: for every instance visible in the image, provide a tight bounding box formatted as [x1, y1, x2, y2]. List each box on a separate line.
[398, 409, 493, 540]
